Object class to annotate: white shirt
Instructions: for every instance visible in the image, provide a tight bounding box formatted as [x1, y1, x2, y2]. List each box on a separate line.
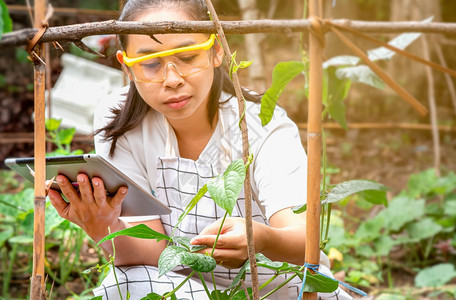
[94, 86, 308, 221]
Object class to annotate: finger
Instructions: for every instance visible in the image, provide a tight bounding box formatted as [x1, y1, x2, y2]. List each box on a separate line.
[56, 175, 80, 202]
[211, 248, 247, 268]
[192, 234, 244, 249]
[77, 174, 95, 204]
[110, 186, 128, 209]
[48, 189, 70, 219]
[92, 177, 108, 207]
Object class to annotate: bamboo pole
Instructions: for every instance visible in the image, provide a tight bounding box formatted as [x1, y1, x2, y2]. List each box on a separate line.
[303, 0, 323, 299]
[2, 20, 456, 49]
[203, 1, 260, 299]
[30, 0, 48, 298]
[435, 44, 456, 117]
[421, 37, 441, 176]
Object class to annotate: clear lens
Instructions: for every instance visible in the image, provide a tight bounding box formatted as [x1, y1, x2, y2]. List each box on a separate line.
[131, 49, 211, 83]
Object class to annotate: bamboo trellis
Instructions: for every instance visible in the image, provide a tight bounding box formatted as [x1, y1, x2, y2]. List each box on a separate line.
[3, 2, 455, 300]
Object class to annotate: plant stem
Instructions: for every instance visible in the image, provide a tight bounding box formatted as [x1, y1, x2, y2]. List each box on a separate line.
[211, 271, 221, 300]
[109, 228, 124, 300]
[3, 242, 19, 296]
[211, 211, 228, 256]
[259, 273, 278, 290]
[260, 273, 298, 300]
[197, 271, 212, 299]
[324, 204, 332, 245]
[164, 270, 196, 299]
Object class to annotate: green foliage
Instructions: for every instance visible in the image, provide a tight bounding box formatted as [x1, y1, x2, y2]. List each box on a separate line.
[293, 180, 388, 214]
[0, 0, 12, 40]
[0, 187, 104, 297]
[415, 263, 456, 287]
[98, 224, 171, 245]
[158, 245, 216, 277]
[45, 118, 84, 156]
[206, 158, 246, 215]
[96, 158, 339, 298]
[259, 61, 306, 126]
[229, 51, 253, 79]
[326, 169, 456, 294]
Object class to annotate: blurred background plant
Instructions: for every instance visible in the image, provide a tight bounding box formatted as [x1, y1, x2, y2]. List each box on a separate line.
[326, 168, 456, 299]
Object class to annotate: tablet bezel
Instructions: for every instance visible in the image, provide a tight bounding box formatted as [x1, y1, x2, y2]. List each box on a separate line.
[5, 154, 171, 216]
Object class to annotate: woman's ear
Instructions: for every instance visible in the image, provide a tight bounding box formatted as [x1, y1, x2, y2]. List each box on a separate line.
[116, 50, 134, 81]
[213, 38, 224, 68]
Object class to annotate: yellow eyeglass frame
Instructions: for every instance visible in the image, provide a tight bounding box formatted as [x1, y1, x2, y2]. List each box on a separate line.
[122, 34, 216, 67]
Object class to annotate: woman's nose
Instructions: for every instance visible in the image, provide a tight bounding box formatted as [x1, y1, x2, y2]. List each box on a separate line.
[162, 63, 184, 88]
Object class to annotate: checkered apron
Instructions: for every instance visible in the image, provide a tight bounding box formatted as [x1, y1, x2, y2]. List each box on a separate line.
[92, 110, 355, 299]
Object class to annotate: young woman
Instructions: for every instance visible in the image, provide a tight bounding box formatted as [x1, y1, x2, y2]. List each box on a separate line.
[48, 0, 354, 299]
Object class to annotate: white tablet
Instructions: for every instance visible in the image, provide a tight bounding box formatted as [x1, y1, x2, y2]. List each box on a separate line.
[4, 154, 171, 217]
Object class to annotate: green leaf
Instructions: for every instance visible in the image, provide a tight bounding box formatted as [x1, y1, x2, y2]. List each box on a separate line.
[415, 263, 456, 287]
[232, 288, 253, 300]
[207, 159, 246, 215]
[354, 214, 384, 241]
[15, 48, 30, 64]
[140, 292, 164, 300]
[158, 246, 186, 277]
[406, 169, 438, 198]
[97, 224, 171, 245]
[179, 251, 216, 272]
[292, 203, 307, 214]
[210, 290, 231, 300]
[9, 235, 34, 244]
[175, 184, 207, 230]
[405, 218, 443, 241]
[259, 61, 306, 126]
[373, 236, 396, 256]
[444, 199, 456, 216]
[326, 68, 350, 130]
[323, 55, 360, 68]
[356, 245, 375, 258]
[325, 180, 388, 206]
[375, 294, 407, 300]
[383, 196, 425, 231]
[336, 65, 384, 89]
[0, 74, 5, 88]
[45, 118, 62, 131]
[44, 202, 66, 236]
[158, 246, 216, 277]
[0, 0, 12, 39]
[367, 17, 432, 62]
[229, 259, 249, 289]
[0, 226, 13, 247]
[301, 271, 339, 293]
[255, 253, 300, 273]
[58, 128, 76, 145]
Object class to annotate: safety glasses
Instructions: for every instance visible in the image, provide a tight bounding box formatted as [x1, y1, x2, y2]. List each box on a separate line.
[122, 34, 216, 67]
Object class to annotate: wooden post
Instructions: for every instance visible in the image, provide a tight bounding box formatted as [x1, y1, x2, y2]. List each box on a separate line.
[30, 0, 48, 299]
[303, 0, 323, 299]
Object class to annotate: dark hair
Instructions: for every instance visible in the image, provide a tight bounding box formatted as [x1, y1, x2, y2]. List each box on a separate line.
[99, 0, 261, 157]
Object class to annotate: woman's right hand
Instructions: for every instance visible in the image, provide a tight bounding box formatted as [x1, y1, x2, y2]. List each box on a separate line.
[48, 173, 128, 242]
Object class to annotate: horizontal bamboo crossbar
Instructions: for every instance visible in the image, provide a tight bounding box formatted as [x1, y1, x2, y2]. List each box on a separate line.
[1, 19, 456, 49]
[7, 5, 119, 18]
[297, 122, 456, 132]
[1, 123, 454, 145]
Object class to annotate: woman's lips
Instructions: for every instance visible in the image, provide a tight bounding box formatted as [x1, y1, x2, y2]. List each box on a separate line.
[164, 96, 191, 109]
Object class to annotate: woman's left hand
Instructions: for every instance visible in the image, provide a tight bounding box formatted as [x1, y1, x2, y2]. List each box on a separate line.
[190, 217, 269, 269]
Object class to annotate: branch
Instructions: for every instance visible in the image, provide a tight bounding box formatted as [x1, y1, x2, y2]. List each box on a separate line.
[2, 19, 456, 49]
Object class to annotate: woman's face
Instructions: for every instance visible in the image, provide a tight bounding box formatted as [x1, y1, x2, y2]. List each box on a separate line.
[118, 7, 223, 125]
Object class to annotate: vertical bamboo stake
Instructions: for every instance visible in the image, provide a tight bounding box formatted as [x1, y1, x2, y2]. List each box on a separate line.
[421, 37, 441, 176]
[203, 1, 260, 299]
[303, 0, 323, 299]
[30, 0, 48, 298]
